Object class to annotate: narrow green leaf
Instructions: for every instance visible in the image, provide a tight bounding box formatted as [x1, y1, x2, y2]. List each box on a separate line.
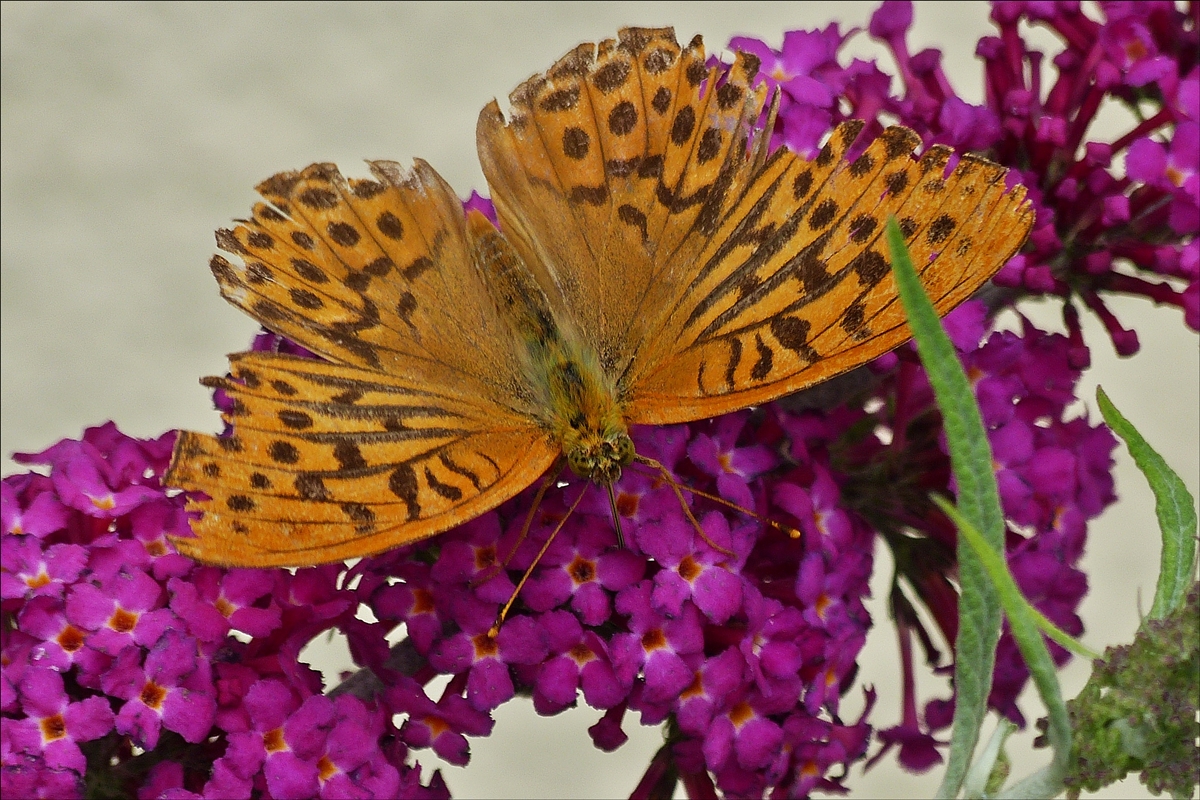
[886, 219, 1004, 799]
[935, 496, 1073, 795]
[962, 719, 1015, 799]
[1096, 386, 1199, 618]
[1029, 602, 1099, 661]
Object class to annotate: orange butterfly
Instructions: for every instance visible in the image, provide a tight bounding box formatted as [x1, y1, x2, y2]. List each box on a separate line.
[165, 27, 1032, 567]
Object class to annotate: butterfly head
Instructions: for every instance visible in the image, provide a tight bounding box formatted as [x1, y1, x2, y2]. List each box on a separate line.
[564, 428, 634, 486]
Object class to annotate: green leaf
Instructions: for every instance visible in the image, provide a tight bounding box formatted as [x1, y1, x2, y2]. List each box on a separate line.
[885, 218, 1004, 799]
[1096, 386, 1199, 619]
[934, 496, 1073, 794]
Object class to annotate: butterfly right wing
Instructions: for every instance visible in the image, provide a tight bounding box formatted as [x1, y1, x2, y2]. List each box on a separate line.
[166, 352, 558, 567]
[168, 158, 560, 566]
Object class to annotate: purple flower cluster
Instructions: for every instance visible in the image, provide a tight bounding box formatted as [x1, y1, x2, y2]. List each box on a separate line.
[726, 0, 1188, 773]
[357, 406, 880, 798]
[1, 376, 884, 798]
[2, 423, 446, 798]
[742, 1, 1198, 349]
[75, 310, 1110, 798]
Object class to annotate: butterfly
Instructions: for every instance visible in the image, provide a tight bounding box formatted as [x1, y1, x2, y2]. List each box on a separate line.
[165, 27, 1032, 567]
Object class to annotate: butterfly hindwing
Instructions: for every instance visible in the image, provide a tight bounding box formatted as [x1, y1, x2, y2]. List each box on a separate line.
[166, 353, 557, 566]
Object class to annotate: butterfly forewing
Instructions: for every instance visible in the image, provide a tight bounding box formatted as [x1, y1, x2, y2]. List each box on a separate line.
[210, 160, 531, 401]
[170, 158, 558, 565]
[478, 29, 769, 376]
[624, 122, 1031, 423]
[477, 27, 1030, 428]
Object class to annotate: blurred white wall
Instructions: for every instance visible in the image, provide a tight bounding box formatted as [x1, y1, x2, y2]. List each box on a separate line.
[3, 3, 1196, 798]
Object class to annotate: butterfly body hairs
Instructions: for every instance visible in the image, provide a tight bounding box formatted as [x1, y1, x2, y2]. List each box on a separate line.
[166, 27, 1033, 567]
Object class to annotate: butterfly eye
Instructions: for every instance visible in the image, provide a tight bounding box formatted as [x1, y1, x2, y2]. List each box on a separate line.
[566, 448, 593, 479]
[612, 433, 635, 468]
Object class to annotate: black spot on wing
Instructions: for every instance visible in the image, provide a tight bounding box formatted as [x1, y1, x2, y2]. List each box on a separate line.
[770, 316, 818, 362]
[295, 473, 330, 501]
[439, 454, 482, 491]
[723, 337, 743, 392]
[750, 334, 773, 381]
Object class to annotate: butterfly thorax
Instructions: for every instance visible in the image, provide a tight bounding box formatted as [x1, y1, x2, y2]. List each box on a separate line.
[468, 210, 634, 486]
[548, 352, 634, 486]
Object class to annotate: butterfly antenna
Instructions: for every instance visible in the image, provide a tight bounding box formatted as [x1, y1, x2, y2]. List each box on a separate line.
[631, 455, 801, 541]
[630, 455, 735, 556]
[490, 482, 589, 637]
[605, 483, 626, 549]
[469, 462, 563, 591]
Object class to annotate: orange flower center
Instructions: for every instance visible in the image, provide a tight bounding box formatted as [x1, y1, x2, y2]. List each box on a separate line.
[568, 642, 595, 665]
[57, 625, 86, 653]
[317, 755, 338, 781]
[139, 681, 167, 710]
[40, 714, 67, 742]
[729, 701, 754, 727]
[90, 495, 116, 511]
[472, 632, 498, 658]
[1124, 39, 1148, 61]
[474, 544, 497, 570]
[215, 597, 235, 618]
[677, 555, 701, 582]
[424, 716, 450, 737]
[263, 727, 287, 752]
[641, 629, 667, 652]
[615, 491, 639, 517]
[25, 570, 51, 589]
[109, 608, 138, 634]
[412, 588, 435, 614]
[567, 555, 596, 584]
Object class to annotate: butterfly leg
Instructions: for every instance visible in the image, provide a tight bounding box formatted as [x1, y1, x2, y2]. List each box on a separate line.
[469, 461, 564, 591]
[490, 483, 590, 636]
[604, 484, 626, 549]
[630, 457, 801, 540]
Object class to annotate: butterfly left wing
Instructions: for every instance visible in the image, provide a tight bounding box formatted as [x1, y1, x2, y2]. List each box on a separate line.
[166, 352, 558, 567]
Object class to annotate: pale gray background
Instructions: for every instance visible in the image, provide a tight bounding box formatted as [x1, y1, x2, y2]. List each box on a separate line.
[3, 3, 1196, 798]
